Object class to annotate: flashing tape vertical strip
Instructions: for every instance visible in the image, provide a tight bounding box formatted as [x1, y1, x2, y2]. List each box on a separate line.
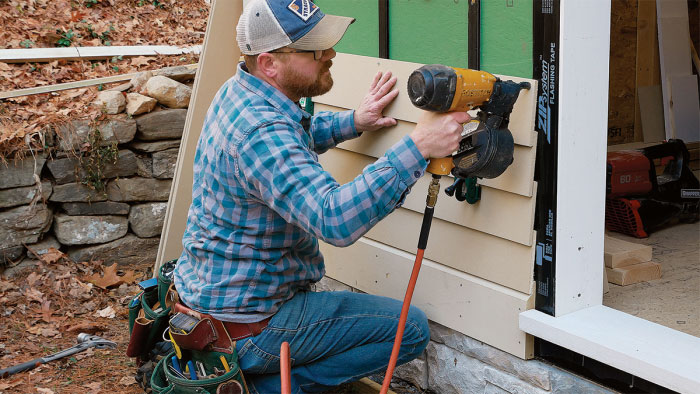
[468, 0, 481, 70]
[379, 0, 389, 59]
[532, 0, 560, 315]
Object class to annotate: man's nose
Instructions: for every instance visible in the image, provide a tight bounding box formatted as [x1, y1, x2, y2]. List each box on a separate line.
[323, 47, 336, 61]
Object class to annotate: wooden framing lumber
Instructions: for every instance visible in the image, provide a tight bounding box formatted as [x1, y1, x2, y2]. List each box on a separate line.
[321, 237, 535, 359]
[606, 261, 661, 286]
[314, 54, 538, 148]
[0, 45, 202, 63]
[0, 64, 197, 100]
[604, 234, 652, 268]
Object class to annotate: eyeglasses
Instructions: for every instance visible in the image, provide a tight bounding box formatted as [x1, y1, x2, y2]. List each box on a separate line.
[269, 49, 324, 60]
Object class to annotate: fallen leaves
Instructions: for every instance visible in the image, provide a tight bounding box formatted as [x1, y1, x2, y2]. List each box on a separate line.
[65, 321, 106, 334]
[84, 263, 138, 289]
[95, 305, 116, 318]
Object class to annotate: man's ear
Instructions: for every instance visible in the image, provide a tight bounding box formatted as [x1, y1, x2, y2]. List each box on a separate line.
[256, 53, 280, 79]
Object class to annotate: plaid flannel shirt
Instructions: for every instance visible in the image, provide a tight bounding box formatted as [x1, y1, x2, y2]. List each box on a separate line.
[174, 63, 427, 323]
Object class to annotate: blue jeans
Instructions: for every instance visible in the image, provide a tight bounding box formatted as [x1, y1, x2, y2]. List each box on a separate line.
[235, 290, 430, 394]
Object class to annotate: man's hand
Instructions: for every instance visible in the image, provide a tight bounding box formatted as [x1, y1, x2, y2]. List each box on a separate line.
[354, 71, 400, 133]
[410, 111, 472, 159]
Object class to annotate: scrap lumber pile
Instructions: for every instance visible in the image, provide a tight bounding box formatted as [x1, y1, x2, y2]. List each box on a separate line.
[604, 234, 661, 286]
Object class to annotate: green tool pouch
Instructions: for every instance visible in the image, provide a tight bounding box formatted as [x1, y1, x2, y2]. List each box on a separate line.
[126, 260, 177, 359]
[151, 350, 247, 394]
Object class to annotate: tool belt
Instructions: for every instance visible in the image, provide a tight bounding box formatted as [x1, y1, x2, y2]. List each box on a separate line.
[170, 301, 272, 353]
[126, 260, 251, 394]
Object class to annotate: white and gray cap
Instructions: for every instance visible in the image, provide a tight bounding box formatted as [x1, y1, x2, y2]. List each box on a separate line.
[237, 0, 355, 55]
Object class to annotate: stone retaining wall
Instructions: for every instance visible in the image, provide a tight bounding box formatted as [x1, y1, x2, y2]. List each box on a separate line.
[0, 107, 186, 274]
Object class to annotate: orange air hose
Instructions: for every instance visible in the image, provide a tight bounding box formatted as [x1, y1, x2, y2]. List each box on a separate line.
[380, 174, 441, 394]
[280, 341, 291, 394]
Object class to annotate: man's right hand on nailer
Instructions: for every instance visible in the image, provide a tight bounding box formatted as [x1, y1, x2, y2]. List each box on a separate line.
[409, 111, 472, 159]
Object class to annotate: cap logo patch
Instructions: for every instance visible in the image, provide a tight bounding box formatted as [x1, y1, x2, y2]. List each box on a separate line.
[287, 0, 319, 22]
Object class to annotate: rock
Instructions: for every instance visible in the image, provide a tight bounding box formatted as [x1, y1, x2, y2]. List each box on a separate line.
[152, 148, 178, 179]
[0, 181, 52, 209]
[129, 202, 167, 237]
[126, 93, 157, 116]
[429, 321, 551, 390]
[135, 109, 187, 140]
[56, 119, 137, 152]
[130, 71, 153, 93]
[25, 235, 61, 256]
[142, 76, 191, 109]
[93, 91, 126, 114]
[483, 367, 549, 394]
[53, 214, 128, 245]
[0, 204, 53, 249]
[1, 245, 25, 265]
[47, 149, 138, 185]
[157, 66, 196, 82]
[67, 234, 160, 267]
[50, 183, 107, 203]
[99, 118, 137, 145]
[395, 357, 428, 390]
[135, 154, 153, 178]
[2, 258, 41, 279]
[106, 177, 172, 202]
[61, 202, 130, 216]
[0, 154, 46, 189]
[130, 140, 180, 153]
[426, 342, 488, 394]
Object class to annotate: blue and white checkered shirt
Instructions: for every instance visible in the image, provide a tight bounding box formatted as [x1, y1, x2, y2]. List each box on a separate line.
[174, 63, 427, 323]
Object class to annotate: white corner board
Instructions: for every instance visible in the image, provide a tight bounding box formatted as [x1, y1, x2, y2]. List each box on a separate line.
[520, 306, 700, 394]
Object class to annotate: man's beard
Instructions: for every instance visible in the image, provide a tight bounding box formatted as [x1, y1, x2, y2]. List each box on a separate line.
[279, 60, 333, 99]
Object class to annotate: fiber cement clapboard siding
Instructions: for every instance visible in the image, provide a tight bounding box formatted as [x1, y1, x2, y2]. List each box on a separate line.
[320, 238, 535, 359]
[315, 55, 538, 358]
[315, 53, 538, 148]
[319, 149, 536, 247]
[316, 104, 537, 198]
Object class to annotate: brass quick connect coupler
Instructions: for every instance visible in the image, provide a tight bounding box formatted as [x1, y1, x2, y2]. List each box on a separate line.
[426, 175, 441, 208]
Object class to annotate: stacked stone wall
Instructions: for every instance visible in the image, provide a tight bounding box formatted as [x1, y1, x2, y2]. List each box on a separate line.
[0, 69, 193, 275]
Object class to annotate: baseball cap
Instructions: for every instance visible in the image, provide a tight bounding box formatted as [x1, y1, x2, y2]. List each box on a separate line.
[237, 0, 355, 55]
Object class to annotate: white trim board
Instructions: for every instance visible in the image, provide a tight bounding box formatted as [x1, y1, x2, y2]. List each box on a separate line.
[520, 306, 700, 394]
[0, 45, 202, 63]
[554, 0, 610, 316]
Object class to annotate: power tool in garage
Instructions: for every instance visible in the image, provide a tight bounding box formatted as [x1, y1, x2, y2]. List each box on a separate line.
[380, 64, 530, 394]
[606, 139, 700, 238]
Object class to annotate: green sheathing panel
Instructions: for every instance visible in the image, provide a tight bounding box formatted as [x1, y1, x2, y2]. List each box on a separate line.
[314, 0, 379, 57]
[388, 0, 470, 68]
[481, 0, 533, 78]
